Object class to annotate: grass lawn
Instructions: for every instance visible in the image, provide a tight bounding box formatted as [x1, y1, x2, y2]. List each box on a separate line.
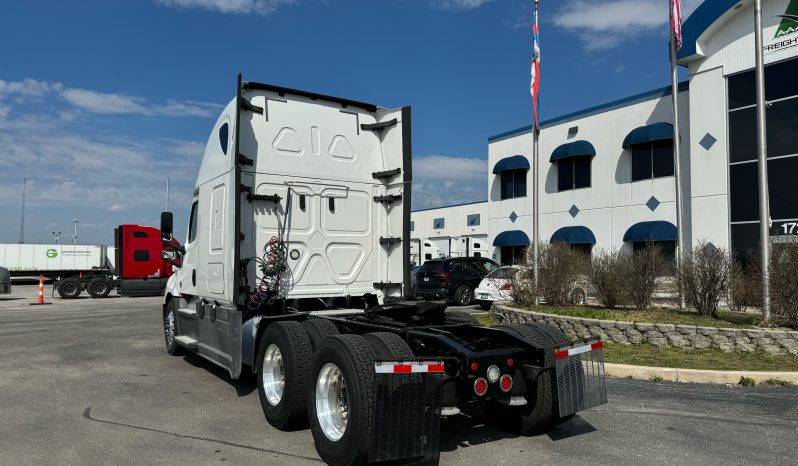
[603, 343, 798, 372]
[473, 313, 798, 371]
[516, 305, 764, 329]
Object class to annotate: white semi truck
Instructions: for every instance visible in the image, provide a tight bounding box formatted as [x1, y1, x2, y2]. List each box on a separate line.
[160, 76, 607, 465]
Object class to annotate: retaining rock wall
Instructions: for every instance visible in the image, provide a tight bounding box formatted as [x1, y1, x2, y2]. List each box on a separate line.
[490, 304, 798, 354]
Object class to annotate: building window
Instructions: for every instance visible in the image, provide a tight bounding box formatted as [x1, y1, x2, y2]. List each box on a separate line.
[500, 169, 527, 199]
[473, 242, 481, 248]
[727, 57, 798, 257]
[500, 246, 526, 266]
[467, 214, 480, 226]
[433, 218, 444, 229]
[630, 140, 674, 181]
[557, 156, 591, 191]
[410, 221, 414, 232]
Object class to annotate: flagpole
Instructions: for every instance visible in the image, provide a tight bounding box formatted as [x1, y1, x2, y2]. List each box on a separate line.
[532, 0, 540, 307]
[754, 0, 771, 324]
[669, 0, 685, 310]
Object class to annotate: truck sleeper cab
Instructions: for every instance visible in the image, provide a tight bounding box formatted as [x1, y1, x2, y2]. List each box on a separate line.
[161, 76, 607, 465]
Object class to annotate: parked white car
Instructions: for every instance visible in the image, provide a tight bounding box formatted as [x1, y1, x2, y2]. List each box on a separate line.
[474, 266, 520, 310]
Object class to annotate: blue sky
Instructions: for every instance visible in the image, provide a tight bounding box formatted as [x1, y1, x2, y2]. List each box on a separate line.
[0, 0, 700, 245]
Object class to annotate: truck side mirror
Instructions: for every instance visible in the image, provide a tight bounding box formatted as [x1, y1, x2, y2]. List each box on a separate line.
[160, 212, 173, 239]
[161, 249, 181, 268]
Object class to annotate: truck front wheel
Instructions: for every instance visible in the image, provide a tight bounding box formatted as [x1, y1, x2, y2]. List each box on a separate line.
[57, 278, 82, 299]
[257, 321, 312, 430]
[309, 335, 376, 466]
[163, 299, 184, 356]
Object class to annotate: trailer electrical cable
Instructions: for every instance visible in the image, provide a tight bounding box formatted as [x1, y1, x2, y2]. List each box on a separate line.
[245, 187, 292, 311]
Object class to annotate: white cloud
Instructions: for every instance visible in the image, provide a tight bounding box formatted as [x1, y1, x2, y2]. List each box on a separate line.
[156, 0, 296, 15]
[552, 0, 703, 51]
[412, 155, 487, 209]
[434, 0, 494, 10]
[0, 78, 222, 118]
[0, 102, 203, 211]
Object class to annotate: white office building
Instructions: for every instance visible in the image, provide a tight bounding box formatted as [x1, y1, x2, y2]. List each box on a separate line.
[485, 0, 798, 265]
[410, 201, 488, 264]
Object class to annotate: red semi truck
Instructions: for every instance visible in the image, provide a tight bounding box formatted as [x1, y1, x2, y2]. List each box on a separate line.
[0, 224, 180, 298]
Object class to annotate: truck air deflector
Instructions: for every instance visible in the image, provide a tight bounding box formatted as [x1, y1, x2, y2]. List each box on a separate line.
[240, 81, 378, 113]
[554, 340, 608, 417]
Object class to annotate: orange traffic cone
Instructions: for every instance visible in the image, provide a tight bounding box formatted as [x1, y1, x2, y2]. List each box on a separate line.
[30, 274, 52, 306]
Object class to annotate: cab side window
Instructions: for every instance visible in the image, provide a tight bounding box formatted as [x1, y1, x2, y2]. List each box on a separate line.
[188, 201, 199, 243]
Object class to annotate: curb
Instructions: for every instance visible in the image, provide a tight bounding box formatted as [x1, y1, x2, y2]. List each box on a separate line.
[605, 362, 798, 384]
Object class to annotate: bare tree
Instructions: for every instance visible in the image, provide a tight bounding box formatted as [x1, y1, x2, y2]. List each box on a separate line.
[589, 249, 627, 309]
[771, 243, 798, 327]
[626, 243, 667, 310]
[677, 241, 732, 318]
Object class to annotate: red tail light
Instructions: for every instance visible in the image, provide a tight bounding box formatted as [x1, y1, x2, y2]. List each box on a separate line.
[499, 283, 512, 291]
[433, 272, 449, 279]
[500, 374, 513, 392]
[474, 378, 488, 396]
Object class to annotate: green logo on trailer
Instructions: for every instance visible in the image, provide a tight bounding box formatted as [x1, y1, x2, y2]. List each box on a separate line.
[775, 0, 798, 38]
[46, 249, 58, 258]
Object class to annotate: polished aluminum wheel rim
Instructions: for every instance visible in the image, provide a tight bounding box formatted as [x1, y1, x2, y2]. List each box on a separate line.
[164, 309, 175, 346]
[316, 362, 348, 441]
[262, 344, 285, 406]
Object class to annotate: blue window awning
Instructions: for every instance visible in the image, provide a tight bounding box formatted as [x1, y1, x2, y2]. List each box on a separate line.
[622, 122, 674, 148]
[493, 230, 530, 247]
[623, 221, 677, 242]
[550, 140, 596, 163]
[492, 155, 530, 174]
[551, 226, 596, 245]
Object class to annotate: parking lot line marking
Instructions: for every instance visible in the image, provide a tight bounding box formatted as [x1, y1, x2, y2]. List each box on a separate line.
[82, 407, 323, 462]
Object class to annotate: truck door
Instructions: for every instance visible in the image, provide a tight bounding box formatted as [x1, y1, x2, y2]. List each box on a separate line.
[195, 178, 239, 373]
[173, 197, 200, 340]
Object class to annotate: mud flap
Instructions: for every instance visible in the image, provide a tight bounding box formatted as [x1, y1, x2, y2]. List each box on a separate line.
[554, 341, 608, 417]
[369, 360, 444, 464]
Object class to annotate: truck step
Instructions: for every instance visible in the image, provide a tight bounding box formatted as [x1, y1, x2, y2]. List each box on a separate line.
[372, 168, 401, 180]
[177, 307, 197, 317]
[373, 194, 402, 204]
[174, 335, 199, 349]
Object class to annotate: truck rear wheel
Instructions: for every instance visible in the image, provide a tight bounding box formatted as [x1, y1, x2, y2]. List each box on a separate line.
[480, 370, 554, 434]
[87, 278, 112, 298]
[257, 321, 312, 430]
[309, 335, 376, 466]
[302, 319, 339, 352]
[57, 278, 82, 299]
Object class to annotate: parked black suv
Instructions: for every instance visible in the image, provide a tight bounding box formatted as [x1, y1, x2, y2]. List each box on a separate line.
[414, 257, 500, 306]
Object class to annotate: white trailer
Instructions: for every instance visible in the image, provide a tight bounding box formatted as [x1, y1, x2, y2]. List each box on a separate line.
[160, 76, 607, 465]
[0, 244, 108, 275]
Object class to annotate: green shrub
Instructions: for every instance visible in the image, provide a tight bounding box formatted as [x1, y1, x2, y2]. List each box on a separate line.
[738, 376, 756, 387]
[762, 378, 792, 388]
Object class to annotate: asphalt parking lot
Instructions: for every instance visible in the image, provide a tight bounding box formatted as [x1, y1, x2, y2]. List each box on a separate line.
[1, 284, 797, 465]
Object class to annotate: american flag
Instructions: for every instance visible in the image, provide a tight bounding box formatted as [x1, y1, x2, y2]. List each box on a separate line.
[531, 7, 541, 130]
[671, 0, 683, 50]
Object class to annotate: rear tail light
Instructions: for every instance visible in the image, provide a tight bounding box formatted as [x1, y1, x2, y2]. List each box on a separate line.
[433, 272, 449, 279]
[474, 378, 488, 396]
[499, 283, 512, 291]
[500, 374, 513, 392]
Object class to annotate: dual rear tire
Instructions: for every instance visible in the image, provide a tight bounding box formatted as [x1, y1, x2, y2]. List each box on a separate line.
[255, 320, 413, 465]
